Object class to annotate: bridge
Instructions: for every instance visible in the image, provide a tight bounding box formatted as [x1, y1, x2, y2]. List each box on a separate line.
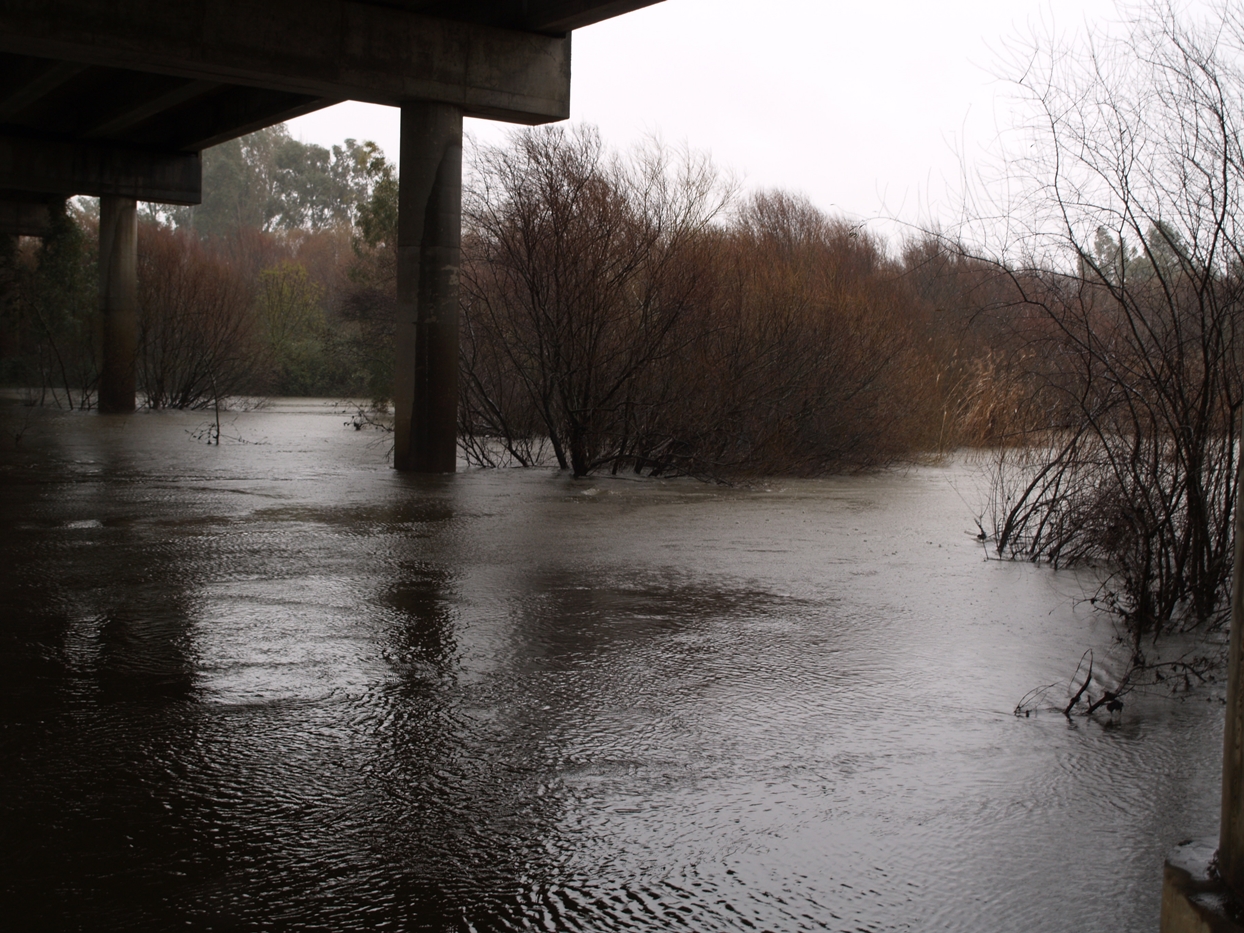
[0, 0, 661, 471]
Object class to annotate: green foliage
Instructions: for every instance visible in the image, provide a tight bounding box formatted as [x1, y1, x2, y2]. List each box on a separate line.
[147, 125, 400, 401]
[340, 148, 398, 403]
[0, 123, 403, 407]
[254, 261, 337, 396]
[353, 151, 398, 251]
[1086, 223, 1191, 286]
[329, 281, 395, 404]
[168, 125, 389, 236]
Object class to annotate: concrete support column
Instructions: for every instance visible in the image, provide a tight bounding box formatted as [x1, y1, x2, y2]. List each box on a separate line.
[1222, 440, 1244, 896]
[1159, 417, 1244, 931]
[393, 100, 462, 472]
[97, 195, 138, 413]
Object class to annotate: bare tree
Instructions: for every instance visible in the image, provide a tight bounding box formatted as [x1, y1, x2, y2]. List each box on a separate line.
[977, 3, 1244, 657]
[648, 192, 934, 477]
[459, 126, 730, 476]
[137, 224, 256, 409]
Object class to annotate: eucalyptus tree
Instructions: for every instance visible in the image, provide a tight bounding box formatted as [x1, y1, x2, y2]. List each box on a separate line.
[168, 125, 389, 236]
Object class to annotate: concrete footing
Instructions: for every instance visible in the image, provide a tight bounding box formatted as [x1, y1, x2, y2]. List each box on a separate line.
[1161, 840, 1244, 932]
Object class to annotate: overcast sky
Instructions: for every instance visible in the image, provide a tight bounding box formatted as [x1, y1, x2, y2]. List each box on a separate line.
[286, 0, 1144, 238]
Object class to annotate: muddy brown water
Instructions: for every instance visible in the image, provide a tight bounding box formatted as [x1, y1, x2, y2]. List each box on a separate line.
[0, 400, 1225, 932]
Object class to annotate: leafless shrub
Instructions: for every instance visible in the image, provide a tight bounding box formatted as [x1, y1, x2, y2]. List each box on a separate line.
[648, 192, 935, 477]
[460, 125, 731, 476]
[137, 224, 256, 409]
[972, 4, 1244, 657]
[460, 128, 947, 478]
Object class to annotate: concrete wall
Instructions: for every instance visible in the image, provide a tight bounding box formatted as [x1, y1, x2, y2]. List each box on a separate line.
[1161, 840, 1244, 933]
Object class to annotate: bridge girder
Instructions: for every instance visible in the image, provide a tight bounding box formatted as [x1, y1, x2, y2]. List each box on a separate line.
[0, 1, 575, 131]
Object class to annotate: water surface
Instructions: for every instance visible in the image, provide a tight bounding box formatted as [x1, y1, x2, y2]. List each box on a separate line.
[0, 400, 1225, 932]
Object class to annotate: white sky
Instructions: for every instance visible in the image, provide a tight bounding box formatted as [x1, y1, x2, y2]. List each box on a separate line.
[285, 0, 1148, 240]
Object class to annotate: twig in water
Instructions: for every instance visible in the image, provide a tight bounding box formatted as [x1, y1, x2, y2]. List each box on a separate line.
[1063, 649, 1094, 718]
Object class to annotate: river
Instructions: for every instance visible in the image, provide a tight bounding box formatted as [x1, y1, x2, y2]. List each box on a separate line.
[0, 399, 1226, 932]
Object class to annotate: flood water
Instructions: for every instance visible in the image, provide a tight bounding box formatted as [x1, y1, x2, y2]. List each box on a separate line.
[0, 399, 1226, 932]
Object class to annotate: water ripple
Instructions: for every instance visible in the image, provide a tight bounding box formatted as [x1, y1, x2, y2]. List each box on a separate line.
[0, 403, 1226, 932]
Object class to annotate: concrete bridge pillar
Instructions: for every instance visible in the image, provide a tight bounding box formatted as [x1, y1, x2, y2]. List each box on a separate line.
[97, 195, 138, 413]
[0, 234, 17, 359]
[393, 101, 462, 472]
[1159, 422, 1244, 932]
[1218, 443, 1244, 886]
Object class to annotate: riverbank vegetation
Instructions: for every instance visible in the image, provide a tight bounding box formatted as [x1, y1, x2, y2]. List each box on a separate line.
[459, 128, 957, 477]
[970, 4, 1244, 672]
[0, 2, 1238, 665]
[0, 123, 1005, 470]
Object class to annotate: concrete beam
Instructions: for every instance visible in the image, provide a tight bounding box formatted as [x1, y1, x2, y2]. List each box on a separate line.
[83, 79, 221, 139]
[122, 86, 337, 152]
[524, 1, 665, 32]
[0, 1, 571, 124]
[409, 0, 665, 33]
[0, 133, 201, 204]
[0, 197, 54, 236]
[0, 60, 88, 120]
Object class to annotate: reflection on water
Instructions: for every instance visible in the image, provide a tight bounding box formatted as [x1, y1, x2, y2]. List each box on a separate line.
[0, 400, 1226, 932]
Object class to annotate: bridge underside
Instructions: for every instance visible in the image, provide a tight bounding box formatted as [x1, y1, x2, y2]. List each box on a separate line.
[0, 0, 660, 464]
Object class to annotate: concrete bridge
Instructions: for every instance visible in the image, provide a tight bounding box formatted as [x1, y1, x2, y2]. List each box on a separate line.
[0, 0, 661, 471]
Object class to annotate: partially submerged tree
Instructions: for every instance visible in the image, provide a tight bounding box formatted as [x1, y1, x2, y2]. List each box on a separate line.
[460, 126, 730, 475]
[459, 127, 948, 478]
[657, 192, 933, 475]
[137, 225, 255, 409]
[978, 4, 1244, 658]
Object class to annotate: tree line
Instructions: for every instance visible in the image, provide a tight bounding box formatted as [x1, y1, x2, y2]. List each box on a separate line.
[457, 128, 973, 477]
[971, 3, 1244, 669]
[0, 122, 1003, 470]
[0, 124, 398, 409]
